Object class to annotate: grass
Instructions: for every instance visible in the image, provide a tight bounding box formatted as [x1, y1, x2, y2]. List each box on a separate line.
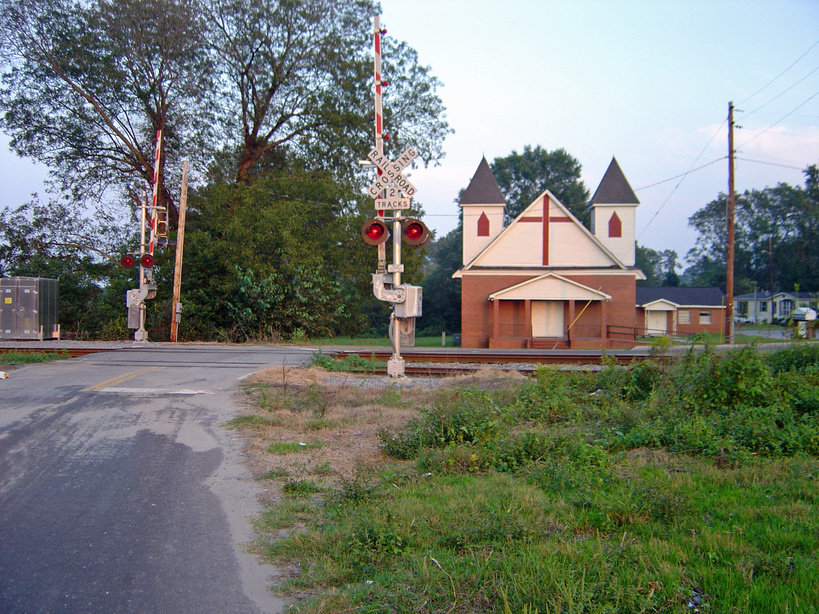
[267, 441, 323, 454]
[242, 344, 819, 613]
[0, 350, 69, 366]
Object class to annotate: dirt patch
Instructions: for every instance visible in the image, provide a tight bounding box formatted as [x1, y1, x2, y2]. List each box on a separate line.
[233, 366, 527, 504]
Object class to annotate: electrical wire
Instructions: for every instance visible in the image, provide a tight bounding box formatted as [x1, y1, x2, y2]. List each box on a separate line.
[738, 89, 819, 149]
[634, 157, 725, 191]
[735, 157, 806, 171]
[738, 37, 819, 106]
[744, 63, 819, 119]
[635, 120, 726, 240]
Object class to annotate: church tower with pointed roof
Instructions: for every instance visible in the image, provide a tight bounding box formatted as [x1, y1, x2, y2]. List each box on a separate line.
[590, 157, 639, 266]
[459, 157, 506, 265]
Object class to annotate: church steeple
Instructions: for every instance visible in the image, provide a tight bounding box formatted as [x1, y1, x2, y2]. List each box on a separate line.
[590, 157, 639, 266]
[459, 157, 506, 264]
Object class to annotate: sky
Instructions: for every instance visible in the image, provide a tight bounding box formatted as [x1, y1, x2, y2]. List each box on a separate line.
[376, 0, 819, 261]
[1, 0, 818, 264]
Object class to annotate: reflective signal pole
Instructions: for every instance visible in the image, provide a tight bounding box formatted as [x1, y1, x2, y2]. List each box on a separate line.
[134, 188, 149, 342]
[374, 15, 406, 378]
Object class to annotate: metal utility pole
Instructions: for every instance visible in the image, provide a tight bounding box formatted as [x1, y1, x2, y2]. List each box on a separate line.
[726, 101, 736, 344]
[170, 161, 189, 342]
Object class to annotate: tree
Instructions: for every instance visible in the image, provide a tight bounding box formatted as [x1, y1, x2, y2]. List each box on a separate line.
[204, 0, 451, 184]
[635, 244, 680, 287]
[2, 0, 451, 219]
[419, 225, 462, 335]
[0, 196, 133, 337]
[0, 0, 213, 225]
[490, 145, 590, 224]
[683, 165, 819, 292]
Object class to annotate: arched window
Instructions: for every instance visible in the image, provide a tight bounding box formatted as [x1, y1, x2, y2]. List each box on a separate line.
[608, 212, 622, 238]
[477, 211, 490, 237]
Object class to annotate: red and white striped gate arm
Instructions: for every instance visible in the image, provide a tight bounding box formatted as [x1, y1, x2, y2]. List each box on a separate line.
[373, 16, 387, 216]
[148, 129, 163, 254]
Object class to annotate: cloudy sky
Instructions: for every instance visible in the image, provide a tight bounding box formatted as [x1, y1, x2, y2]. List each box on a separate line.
[2, 0, 818, 262]
[378, 0, 819, 259]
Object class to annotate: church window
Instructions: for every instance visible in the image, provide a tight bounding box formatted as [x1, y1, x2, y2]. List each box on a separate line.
[477, 211, 490, 236]
[608, 212, 622, 238]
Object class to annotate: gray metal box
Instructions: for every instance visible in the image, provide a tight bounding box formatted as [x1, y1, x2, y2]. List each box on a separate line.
[394, 285, 422, 318]
[0, 277, 60, 340]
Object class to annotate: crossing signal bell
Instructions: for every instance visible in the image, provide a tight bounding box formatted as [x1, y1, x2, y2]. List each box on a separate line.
[361, 218, 390, 246]
[401, 218, 430, 248]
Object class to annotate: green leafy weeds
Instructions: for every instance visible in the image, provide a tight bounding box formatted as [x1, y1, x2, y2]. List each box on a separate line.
[260, 344, 819, 613]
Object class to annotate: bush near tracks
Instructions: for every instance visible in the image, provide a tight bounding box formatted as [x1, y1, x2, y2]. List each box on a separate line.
[246, 344, 819, 613]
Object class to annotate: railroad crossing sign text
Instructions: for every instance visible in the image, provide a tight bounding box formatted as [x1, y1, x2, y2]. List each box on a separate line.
[366, 146, 418, 199]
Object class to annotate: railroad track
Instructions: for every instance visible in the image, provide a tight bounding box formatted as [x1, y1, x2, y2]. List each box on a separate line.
[331, 348, 649, 366]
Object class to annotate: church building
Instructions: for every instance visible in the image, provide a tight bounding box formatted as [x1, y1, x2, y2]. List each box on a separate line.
[452, 157, 645, 349]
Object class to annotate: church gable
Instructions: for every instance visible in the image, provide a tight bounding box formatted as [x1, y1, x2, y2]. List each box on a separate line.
[468, 191, 624, 269]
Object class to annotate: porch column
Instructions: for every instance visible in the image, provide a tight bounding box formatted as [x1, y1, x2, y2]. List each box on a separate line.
[601, 300, 608, 338]
[568, 300, 576, 342]
[524, 299, 532, 346]
[492, 299, 500, 339]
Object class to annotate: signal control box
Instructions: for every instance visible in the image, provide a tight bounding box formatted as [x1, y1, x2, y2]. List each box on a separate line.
[394, 285, 422, 318]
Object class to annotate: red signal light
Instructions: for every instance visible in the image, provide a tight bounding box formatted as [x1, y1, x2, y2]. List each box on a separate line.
[121, 254, 136, 268]
[361, 218, 390, 246]
[401, 218, 430, 248]
[140, 253, 155, 268]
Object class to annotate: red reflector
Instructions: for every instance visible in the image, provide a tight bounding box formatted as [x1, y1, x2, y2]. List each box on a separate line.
[361, 218, 390, 245]
[405, 223, 423, 240]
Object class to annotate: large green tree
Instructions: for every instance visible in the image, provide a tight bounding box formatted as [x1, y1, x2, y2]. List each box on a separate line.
[419, 225, 461, 335]
[205, 0, 450, 184]
[490, 145, 590, 224]
[0, 0, 212, 224]
[1, 0, 451, 217]
[636, 244, 680, 287]
[683, 164, 819, 293]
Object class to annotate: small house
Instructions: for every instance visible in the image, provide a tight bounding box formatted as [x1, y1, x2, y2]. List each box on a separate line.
[636, 286, 725, 337]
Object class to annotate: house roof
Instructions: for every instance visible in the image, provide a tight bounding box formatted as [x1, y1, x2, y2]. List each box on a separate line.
[459, 157, 506, 206]
[590, 157, 639, 205]
[636, 286, 725, 307]
[489, 273, 612, 302]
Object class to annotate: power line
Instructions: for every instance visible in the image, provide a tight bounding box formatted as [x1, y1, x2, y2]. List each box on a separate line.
[738, 37, 819, 106]
[745, 63, 819, 118]
[636, 117, 727, 240]
[735, 156, 806, 171]
[738, 89, 819, 149]
[634, 157, 725, 191]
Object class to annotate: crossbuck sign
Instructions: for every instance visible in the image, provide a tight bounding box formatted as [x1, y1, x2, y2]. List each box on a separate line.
[367, 146, 418, 209]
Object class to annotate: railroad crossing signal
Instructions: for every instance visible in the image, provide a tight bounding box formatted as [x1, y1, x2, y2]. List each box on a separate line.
[120, 253, 156, 268]
[361, 218, 391, 246]
[401, 218, 430, 248]
[366, 146, 418, 199]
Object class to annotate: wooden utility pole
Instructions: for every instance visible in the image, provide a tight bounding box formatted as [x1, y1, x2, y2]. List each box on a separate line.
[170, 161, 189, 342]
[726, 102, 736, 344]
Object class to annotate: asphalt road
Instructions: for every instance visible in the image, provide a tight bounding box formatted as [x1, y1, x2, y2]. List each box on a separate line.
[0, 344, 316, 614]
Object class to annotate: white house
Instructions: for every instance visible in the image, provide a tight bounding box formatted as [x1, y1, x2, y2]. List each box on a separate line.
[734, 290, 817, 324]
